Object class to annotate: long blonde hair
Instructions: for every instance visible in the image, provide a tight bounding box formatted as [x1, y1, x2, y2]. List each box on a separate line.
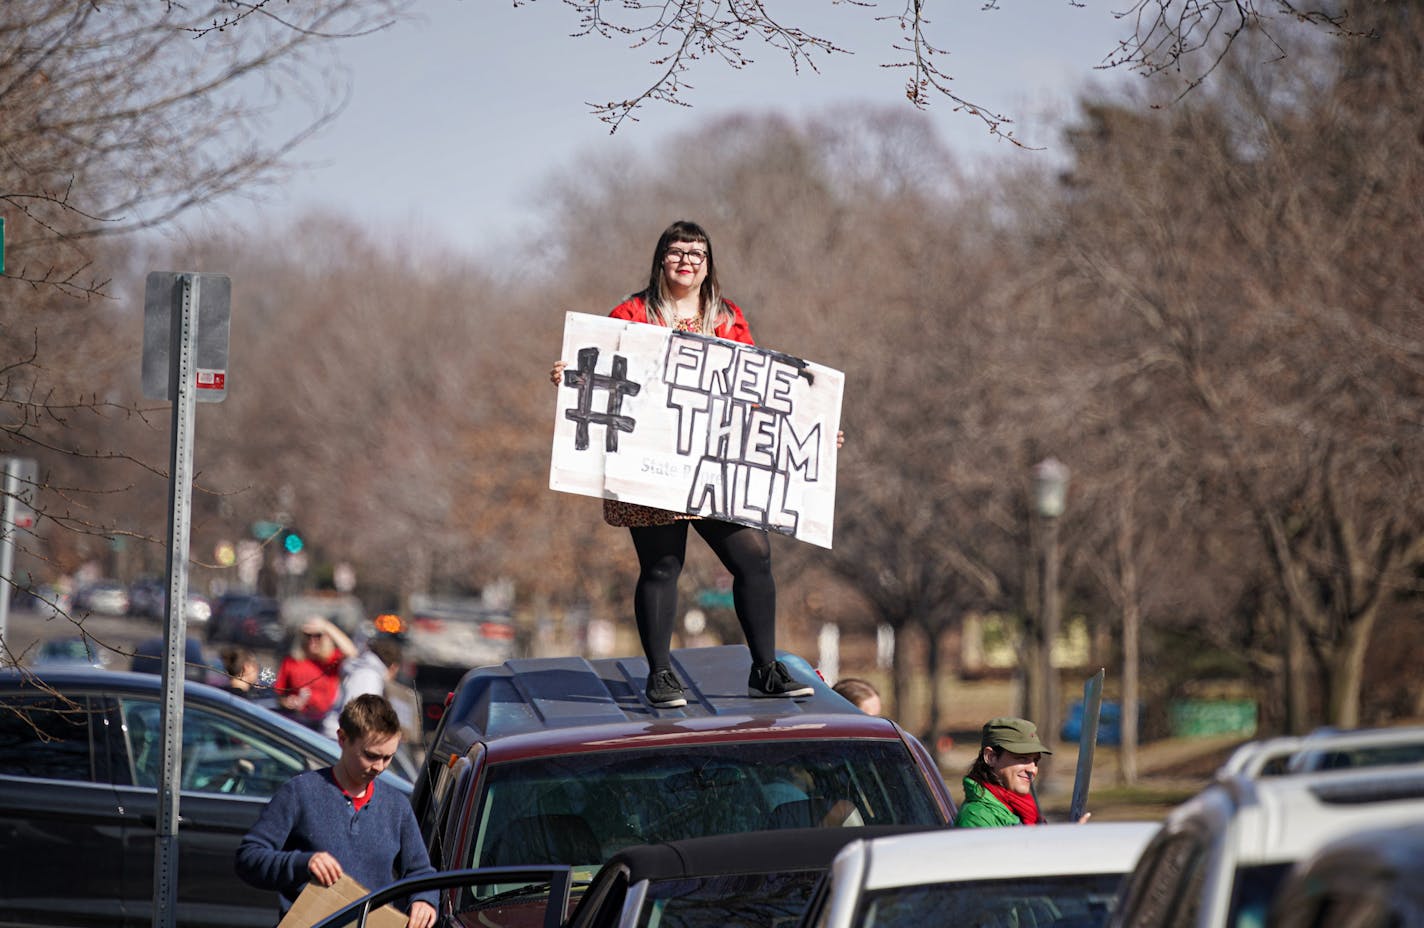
[639, 219, 732, 335]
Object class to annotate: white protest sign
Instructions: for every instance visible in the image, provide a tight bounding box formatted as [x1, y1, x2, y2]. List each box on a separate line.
[550, 312, 842, 548]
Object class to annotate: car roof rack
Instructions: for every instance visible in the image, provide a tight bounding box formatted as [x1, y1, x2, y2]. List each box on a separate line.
[438, 645, 855, 745]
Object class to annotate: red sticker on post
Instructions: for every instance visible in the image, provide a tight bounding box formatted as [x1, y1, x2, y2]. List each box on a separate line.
[196, 369, 226, 390]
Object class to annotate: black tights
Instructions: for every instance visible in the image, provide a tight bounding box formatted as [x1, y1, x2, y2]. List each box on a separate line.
[629, 520, 776, 672]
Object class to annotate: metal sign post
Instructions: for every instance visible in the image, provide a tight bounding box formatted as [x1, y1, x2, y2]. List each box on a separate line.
[1069, 668, 1106, 824]
[142, 271, 230, 928]
[0, 456, 38, 643]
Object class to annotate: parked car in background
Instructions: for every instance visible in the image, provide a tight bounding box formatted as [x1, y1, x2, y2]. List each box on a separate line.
[114, 577, 211, 625]
[1110, 763, 1424, 928]
[1268, 822, 1424, 928]
[23, 583, 72, 618]
[74, 579, 130, 616]
[127, 576, 166, 619]
[0, 667, 411, 928]
[31, 635, 112, 670]
[206, 592, 284, 650]
[799, 821, 1157, 928]
[402, 592, 518, 734]
[129, 635, 222, 684]
[413, 646, 957, 884]
[185, 592, 213, 625]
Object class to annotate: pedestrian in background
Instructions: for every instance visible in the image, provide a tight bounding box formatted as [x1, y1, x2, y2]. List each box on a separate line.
[275, 615, 355, 733]
[832, 677, 882, 716]
[327, 634, 421, 757]
[955, 717, 1090, 827]
[220, 645, 268, 704]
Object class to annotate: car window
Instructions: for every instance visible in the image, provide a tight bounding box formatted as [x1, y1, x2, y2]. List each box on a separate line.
[1226, 863, 1292, 928]
[1313, 744, 1424, 771]
[1118, 829, 1210, 928]
[0, 693, 97, 781]
[1272, 884, 1400, 928]
[638, 870, 825, 928]
[864, 873, 1126, 928]
[467, 740, 942, 870]
[119, 697, 310, 796]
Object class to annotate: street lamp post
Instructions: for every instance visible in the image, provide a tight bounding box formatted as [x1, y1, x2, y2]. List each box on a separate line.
[1032, 457, 1070, 760]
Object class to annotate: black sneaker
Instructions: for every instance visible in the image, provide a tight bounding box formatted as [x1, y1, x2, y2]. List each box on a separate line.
[646, 669, 687, 708]
[748, 660, 815, 698]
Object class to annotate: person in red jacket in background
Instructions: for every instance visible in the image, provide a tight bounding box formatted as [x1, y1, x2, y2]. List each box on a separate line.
[275, 615, 355, 733]
[551, 220, 842, 709]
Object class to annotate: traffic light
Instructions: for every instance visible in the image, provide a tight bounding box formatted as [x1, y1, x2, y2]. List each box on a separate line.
[281, 528, 305, 554]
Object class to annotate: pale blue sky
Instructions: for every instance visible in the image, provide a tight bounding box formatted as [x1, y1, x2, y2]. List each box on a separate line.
[207, 1, 1138, 253]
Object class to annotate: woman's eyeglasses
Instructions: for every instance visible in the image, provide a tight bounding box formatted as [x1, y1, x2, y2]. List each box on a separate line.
[664, 248, 707, 266]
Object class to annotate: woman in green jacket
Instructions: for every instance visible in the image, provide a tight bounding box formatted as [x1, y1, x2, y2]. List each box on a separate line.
[955, 717, 1087, 827]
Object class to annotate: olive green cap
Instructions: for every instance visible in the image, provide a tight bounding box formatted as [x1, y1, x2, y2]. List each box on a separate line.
[981, 716, 1051, 755]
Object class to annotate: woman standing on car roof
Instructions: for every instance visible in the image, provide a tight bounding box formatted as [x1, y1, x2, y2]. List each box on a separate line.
[550, 219, 840, 710]
[956, 717, 1090, 827]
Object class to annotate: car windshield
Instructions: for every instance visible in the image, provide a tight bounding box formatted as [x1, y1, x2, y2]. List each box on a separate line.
[638, 869, 825, 928]
[861, 873, 1126, 928]
[468, 739, 941, 869]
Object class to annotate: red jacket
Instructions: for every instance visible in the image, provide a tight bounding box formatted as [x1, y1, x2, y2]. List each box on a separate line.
[275, 652, 344, 725]
[609, 294, 754, 346]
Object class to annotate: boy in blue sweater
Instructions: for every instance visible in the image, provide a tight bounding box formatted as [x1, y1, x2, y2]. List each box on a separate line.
[236, 693, 437, 927]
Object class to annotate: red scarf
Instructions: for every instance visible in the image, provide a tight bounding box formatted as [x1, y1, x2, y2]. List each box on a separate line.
[983, 780, 1044, 825]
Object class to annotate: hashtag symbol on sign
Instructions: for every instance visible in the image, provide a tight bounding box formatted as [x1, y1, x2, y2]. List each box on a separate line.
[564, 347, 641, 452]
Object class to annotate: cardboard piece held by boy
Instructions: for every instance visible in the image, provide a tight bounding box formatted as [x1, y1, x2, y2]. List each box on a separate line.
[275, 874, 410, 928]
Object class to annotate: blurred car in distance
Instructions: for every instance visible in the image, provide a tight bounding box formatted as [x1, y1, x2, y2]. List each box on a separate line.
[74, 579, 130, 616]
[20, 583, 72, 618]
[185, 592, 213, 625]
[129, 635, 221, 684]
[1062, 699, 1141, 746]
[126, 580, 213, 626]
[402, 593, 518, 734]
[127, 576, 166, 619]
[413, 646, 957, 883]
[0, 666, 411, 928]
[799, 821, 1157, 928]
[31, 635, 112, 670]
[1268, 821, 1424, 928]
[206, 592, 284, 650]
[1109, 762, 1424, 928]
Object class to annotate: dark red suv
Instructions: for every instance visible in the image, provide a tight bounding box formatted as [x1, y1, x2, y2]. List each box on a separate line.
[410, 646, 956, 880]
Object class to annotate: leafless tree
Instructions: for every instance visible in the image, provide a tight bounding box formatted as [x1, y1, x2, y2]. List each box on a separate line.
[1052, 7, 1424, 728]
[0, 0, 405, 299]
[523, 0, 1368, 142]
